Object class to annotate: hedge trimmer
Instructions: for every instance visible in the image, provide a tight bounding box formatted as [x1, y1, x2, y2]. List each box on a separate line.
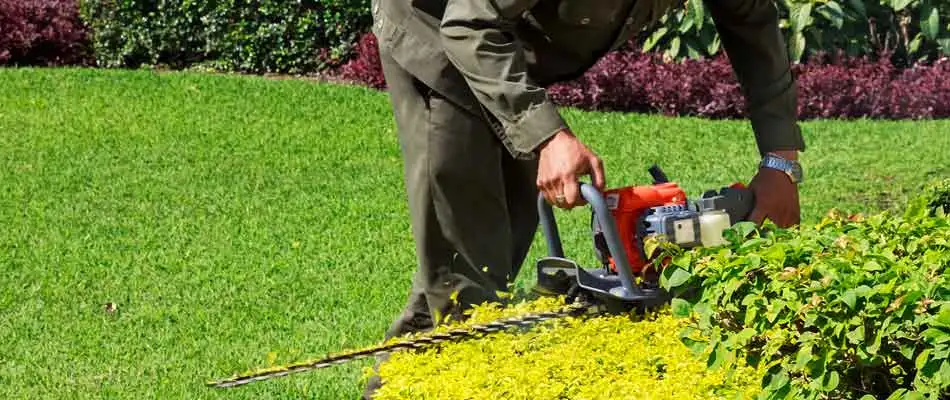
[207, 165, 755, 388]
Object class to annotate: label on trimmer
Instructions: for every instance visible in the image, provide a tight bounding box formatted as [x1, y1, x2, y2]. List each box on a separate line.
[606, 193, 619, 209]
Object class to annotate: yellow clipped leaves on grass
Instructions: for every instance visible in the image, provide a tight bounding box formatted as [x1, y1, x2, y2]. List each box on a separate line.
[371, 297, 764, 400]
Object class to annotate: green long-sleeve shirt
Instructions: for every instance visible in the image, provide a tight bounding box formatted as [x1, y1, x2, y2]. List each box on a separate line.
[372, 0, 806, 159]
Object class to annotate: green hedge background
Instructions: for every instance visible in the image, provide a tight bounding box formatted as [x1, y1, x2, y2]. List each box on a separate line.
[77, 0, 372, 73]
[72, 0, 949, 74]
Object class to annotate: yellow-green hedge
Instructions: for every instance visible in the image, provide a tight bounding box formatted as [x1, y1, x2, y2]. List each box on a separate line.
[370, 297, 764, 400]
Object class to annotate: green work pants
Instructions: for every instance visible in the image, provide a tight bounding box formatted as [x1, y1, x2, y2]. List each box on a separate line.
[362, 43, 541, 399]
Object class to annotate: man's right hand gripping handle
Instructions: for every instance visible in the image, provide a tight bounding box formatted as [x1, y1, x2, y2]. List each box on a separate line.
[536, 129, 606, 210]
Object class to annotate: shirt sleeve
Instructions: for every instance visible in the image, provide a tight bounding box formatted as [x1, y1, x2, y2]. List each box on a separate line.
[439, 0, 568, 157]
[705, 0, 807, 156]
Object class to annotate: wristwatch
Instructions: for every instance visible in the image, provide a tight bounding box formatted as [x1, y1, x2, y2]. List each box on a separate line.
[760, 153, 803, 184]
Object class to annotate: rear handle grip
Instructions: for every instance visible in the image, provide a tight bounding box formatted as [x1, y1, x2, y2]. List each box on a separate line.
[537, 183, 642, 297]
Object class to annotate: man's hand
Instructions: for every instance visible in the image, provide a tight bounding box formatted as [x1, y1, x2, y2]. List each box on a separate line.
[748, 151, 801, 228]
[536, 129, 605, 209]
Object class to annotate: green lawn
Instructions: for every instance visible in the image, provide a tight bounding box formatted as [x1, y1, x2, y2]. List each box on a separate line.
[1, 67, 948, 399]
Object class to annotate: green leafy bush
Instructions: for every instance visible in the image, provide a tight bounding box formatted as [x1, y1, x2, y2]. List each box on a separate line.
[923, 179, 950, 216]
[642, 0, 950, 64]
[78, 0, 371, 73]
[657, 188, 950, 399]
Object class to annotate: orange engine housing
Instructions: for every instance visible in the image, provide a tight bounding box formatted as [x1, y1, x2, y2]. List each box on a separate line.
[599, 182, 688, 274]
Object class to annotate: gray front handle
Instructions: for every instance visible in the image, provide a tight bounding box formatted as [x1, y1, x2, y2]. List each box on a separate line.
[537, 184, 642, 297]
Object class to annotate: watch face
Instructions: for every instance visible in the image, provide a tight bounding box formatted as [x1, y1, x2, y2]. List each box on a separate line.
[789, 162, 803, 182]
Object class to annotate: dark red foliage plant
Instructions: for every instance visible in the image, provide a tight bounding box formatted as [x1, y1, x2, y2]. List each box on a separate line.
[335, 32, 387, 90]
[332, 33, 950, 120]
[0, 0, 92, 66]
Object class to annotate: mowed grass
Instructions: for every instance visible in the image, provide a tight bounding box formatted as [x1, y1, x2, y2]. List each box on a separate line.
[0, 67, 948, 399]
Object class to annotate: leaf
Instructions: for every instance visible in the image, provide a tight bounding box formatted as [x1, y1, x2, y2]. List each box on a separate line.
[644, 236, 661, 258]
[887, 389, 910, 400]
[738, 238, 769, 252]
[920, 0, 940, 40]
[679, 16, 695, 33]
[940, 39, 950, 55]
[841, 289, 857, 309]
[671, 298, 692, 317]
[848, 0, 866, 17]
[685, 39, 702, 59]
[765, 369, 790, 392]
[672, 252, 693, 268]
[669, 36, 682, 57]
[734, 328, 756, 346]
[661, 266, 692, 290]
[694, 302, 714, 329]
[938, 360, 950, 383]
[731, 221, 757, 240]
[766, 300, 786, 324]
[900, 343, 917, 361]
[863, 260, 883, 272]
[890, 0, 914, 11]
[854, 285, 873, 298]
[818, 2, 845, 29]
[823, 370, 840, 391]
[642, 26, 668, 52]
[688, 0, 705, 30]
[788, 31, 806, 63]
[932, 306, 950, 328]
[790, 2, 813, 32]
[706, 34, 721, 55]
[846, 325, 865, 344]
[795, 345, 813, 369]
[744, 297, 760, 325]
[680, 335, 708, 354]
[920, 328, 950, 344]
[706, 341, 726, 369]
[917, 349, 933, 371]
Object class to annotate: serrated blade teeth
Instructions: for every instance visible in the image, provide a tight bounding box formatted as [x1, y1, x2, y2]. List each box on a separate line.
[207, 301, 595, 388]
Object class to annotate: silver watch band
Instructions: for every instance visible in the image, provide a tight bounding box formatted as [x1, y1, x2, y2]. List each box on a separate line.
[760, 153, 803, 184]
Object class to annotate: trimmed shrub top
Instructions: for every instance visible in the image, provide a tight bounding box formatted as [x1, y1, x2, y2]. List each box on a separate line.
[371, 297, 764, 400]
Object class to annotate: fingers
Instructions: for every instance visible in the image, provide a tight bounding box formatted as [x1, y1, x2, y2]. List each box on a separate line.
[537, 173, 556, 206]
[561, 177, 581, 209]
[748, 206, 800, 228]
[774, 208, 800, 228]
[747, 207, 765, 226]
[589, 156, 606, 190]
[537, 159, 605, 209]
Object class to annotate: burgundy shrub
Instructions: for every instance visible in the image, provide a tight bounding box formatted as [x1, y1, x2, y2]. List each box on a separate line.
[335, 32, 387, 90]
[793, 54, 897, 119]
[548, 50, 654, 113]
[0, 0, 92, 66]
[331, 32, 950, 120]
[887, 58, 950, 119]
[546, 52, 745, 119]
